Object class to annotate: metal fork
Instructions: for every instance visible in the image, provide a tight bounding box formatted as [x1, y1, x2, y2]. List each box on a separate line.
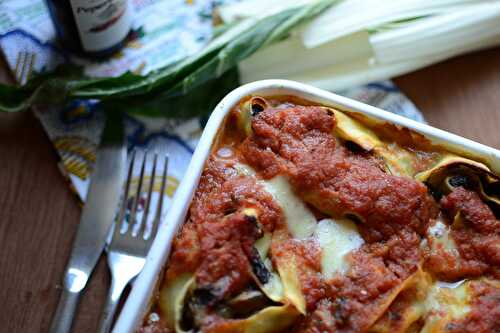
[14, 51, 36, 85]
[97, 151, 169, 333]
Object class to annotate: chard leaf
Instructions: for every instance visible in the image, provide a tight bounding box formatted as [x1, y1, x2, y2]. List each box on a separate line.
[0, 0, 335, 117]
[102, 68, 240, 118]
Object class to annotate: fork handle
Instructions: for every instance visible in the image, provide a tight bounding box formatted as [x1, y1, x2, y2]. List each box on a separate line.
[49, 288, 81, 333]
[97, 273, 129, 333]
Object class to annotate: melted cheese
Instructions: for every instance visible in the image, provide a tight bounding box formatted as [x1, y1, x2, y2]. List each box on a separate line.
[426, 282, 471, 318]
[420, 281, 472, 333]
[315, 218, 364, 278]
[428, 219, 459, 254]
[235, 163, 316, 239]
[263, 176, 317, 238]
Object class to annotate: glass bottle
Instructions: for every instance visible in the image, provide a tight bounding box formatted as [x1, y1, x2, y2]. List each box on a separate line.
[45, 0, 132, 58]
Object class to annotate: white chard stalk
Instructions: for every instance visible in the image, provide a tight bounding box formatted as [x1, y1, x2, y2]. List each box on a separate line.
[219, 0, 500, 91]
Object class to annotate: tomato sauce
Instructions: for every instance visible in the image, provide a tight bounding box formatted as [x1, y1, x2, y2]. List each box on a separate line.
[240, 105, 438, 242]
[425, 187, 500, 281]
[143, 97, 499, 333]
[445, 280, 500, 333]
[293, 230, 422, 332]
[236, 105, 441, 332]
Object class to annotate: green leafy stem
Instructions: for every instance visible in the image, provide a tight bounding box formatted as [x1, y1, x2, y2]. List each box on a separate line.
[0, 0, 336, 118]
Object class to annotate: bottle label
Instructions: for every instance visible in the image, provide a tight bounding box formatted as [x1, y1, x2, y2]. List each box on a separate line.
[70, 0, 131, 52]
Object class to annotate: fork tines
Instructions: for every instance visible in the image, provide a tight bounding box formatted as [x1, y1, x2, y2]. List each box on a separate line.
[14, 51, 36, 86]
[115, 150, 169, 241]
[98, 151, 168, 333]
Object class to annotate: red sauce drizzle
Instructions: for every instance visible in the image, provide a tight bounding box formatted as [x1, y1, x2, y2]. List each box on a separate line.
[425, 186, 500, 280]
[145, 100, 499, 333]
[238, 105, 439, 332]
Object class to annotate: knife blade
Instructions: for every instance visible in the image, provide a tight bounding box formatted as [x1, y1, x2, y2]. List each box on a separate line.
[49, 111, 127, 333]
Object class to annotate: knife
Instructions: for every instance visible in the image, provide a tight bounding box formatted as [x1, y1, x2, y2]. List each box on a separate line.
[49, 111, 127, 333]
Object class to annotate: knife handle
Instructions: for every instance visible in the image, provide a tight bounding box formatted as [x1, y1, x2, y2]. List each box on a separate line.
[49, 287, 81, 333]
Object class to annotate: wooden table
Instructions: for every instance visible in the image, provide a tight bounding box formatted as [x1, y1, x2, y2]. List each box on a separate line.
[0, 47, 499, 333]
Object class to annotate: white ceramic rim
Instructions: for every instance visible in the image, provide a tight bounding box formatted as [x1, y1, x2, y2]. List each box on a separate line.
[113, 79, 500, 333]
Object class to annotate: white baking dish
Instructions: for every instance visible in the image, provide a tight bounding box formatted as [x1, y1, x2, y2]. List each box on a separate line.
[113, 79, 500, 333]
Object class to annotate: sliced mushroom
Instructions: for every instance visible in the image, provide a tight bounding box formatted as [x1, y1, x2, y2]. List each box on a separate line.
[445, 172, 500, 209]
[416, 156, 499, 211]
[241, 208, 274, 286]
[180, 289, 207, 331]
[250, 231, 285, 303]
[242, 207, 263, 238]
[247, 246, 271, 284]
[228, 289, 272, 318]
[236, 96, 270, 137]
[249, 97, 268, 116]
[415, 155, 490, 184]
[168, 275, 296, 332]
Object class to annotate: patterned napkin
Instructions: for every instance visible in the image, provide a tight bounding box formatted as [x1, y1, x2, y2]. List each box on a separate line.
[0, 0, 425, 207]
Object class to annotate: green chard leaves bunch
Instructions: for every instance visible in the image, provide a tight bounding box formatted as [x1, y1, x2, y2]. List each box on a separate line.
[0, 0, 335, 118]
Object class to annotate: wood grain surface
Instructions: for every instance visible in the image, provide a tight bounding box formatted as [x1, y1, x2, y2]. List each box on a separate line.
[0, 47, 499, 333]
[395, 46, 500, 149]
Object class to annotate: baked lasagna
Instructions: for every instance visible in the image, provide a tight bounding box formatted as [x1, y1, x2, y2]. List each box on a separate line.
[140, 96, 499, 333]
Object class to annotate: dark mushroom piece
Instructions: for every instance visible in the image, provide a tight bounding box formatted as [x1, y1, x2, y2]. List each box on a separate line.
[227, 289, 273, 318]
[250, 97, 268, 116]
[236, 96, 270, 136]
[180, 287, 216, 331]
[246, 246, 271, 285]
